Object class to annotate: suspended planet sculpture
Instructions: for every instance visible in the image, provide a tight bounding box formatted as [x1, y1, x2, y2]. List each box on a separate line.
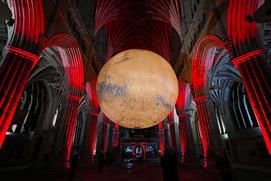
[96, 49, 178, 129]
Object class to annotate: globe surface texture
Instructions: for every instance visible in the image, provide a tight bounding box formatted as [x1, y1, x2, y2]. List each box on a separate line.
[97, 49, 178, 129]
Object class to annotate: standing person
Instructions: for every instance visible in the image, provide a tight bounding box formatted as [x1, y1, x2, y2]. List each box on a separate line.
[97, 151, 105, 173]
[160, 148, 179, 181]
[216, 151, 232, 181]
[69, 150, 80, 181]
[198, 153, 205, 168]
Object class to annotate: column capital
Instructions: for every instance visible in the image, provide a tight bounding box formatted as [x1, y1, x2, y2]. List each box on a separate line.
[4, 46, 39, 64]
[114, 124, 119, 129]
[232, 49, 266, 68]
[158, 122, 163, 129]
[193, 95, 207, 102]
[90, 112, 99, 117]
[178, 114, 190, 118]
[68, 94, 81, 102]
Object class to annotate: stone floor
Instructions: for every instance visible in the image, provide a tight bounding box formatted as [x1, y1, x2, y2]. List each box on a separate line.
[0, 160, 270, 181]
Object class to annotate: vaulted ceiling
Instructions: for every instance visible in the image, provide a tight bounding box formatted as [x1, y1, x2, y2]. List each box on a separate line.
[76, 0, 183, 67]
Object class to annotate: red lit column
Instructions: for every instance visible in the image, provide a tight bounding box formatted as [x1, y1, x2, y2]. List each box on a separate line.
[232, 49, 271, 155]
[64, 95, 81, 165]
[158, 122, 165, 156]
[170, 120, 177, 151]
[165, 121, 173, 148]
[111, 123, 119, 161]
[113, 124, 119, 148]
[102, 121, 109, 160]
[194, 96, 212, 167]
[89, 112, 99, 161]
[0, 46, 38, 148]
[179, 114, 188, 163]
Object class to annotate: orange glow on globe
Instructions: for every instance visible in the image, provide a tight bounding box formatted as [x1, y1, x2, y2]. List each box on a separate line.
[96, 49, 178, 129]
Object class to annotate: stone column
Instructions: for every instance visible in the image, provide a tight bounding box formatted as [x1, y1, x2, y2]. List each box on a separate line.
[102, 122, 110, 160]
[179, 114, 188, 163]
[0, 46, 38, 148]
[173, 110, 182, 160]
[232, 49, 271, 155]
[158, 122, 165, 156]
[112, 124, 119, 161]
[163, 119, 172, 149]
[194, 96, 213, 167]
[170, 119, 177, 150]
[88, 112, 99, 161]
[112, 124, 119, 148]
[64, 95, 81, 166]
[95, 111, 104, 158]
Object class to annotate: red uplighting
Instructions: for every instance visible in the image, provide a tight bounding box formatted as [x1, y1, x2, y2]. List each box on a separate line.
[194, 97, 209, 160]
[158, 122, 165, 156]
[179, 114, 188, 163]
[227, 0, 264, 55]
[86, 76, 99, 110]
[0, 47, 39, 148]
[232, 49, 265, 67]
[65, 95, 81, 165]
[47, 34, 85, 95]
[89, 114, 99, 160]
[0, 0, 44, 147]
[232, 50, 271, 156]
[94, 0, 182, 62]
[191, 35, 226, 96]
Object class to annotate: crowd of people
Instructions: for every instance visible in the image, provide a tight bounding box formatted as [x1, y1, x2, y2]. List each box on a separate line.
[66, 147, 232, 181]
[160, 148, 179, 181]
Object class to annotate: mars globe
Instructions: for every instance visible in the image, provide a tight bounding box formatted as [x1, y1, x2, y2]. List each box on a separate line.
[96, 49, 178, 129]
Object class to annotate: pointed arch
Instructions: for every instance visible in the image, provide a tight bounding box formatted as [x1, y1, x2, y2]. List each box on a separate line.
[6, 0, 44, 53]
[227, 0, 264, 55]
[43, 33, 85, 96]
[191, 35, 227, 97]
[0, 0, 44, 148]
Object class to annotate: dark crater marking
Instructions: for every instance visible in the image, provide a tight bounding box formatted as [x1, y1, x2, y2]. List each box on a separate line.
[155, 95, 173, 111]
[97, 78, 127, 100]
[115, 56, 130, 64]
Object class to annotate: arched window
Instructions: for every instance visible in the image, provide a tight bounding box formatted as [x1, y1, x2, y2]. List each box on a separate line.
[52, 107, 59, 127]
[215, 105, 226, 135]
[8, 81, 47, 135]
[230, 82, 258, 130]
[0, 20, 7, 58]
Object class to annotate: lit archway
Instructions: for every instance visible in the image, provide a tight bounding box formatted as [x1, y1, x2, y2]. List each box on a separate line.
[190, 34, 228, 166]
[227, 0, 271, 155]
[41, 33, 85, 165]
[0, 0, 44, 148]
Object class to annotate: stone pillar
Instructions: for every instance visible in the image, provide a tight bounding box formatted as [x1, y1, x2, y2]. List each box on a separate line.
[0, 46, 38, 148]
[170, 119, 177, 150]
[102, 121, 110, 159]
[158, 122, 165, 156]
[194, 96, 212, 167]
[64, 95, 81, 166]
[163, 119, 172, 149]
[112, 124, 119, 148]
[95, 111, 104, 158]
[232, 49, 271, 155]
[179, 114, 188, 163]
[88, 112, 99, 161]
[173, 109, 182, 160]
[112, 124, 119, 161]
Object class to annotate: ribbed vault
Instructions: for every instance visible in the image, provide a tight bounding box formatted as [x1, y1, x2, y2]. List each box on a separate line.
[94, 0, 181, 62]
